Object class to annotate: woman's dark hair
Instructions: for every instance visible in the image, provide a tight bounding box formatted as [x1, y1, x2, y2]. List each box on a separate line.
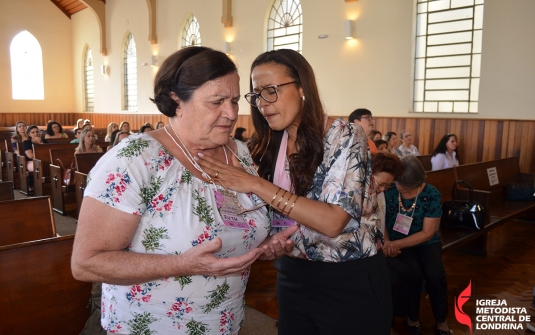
[432, 134, 460, 162]
[46, 121, 64, 136]
[139, 125, 153, 133]
[368, 129, 382, 140]
[112, 131, 131, 147]
[234, 127, 247, 141]
[371, 152, 404, 178]
[150, 46, 238, 118]
[383, 131, 397, 142]
[373, 139, 388, 150]
[248, 49, 325, 196]
[109, 129, 121, 146]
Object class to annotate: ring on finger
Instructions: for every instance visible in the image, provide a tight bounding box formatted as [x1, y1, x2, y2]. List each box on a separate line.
[214, 171, 219, 178]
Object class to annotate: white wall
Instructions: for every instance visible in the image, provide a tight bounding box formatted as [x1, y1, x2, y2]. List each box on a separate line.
[2, 0, 534, 120]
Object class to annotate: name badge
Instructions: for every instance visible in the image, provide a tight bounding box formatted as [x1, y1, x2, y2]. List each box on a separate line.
[215, 188, 249, 230]
[393, 213, 412, 235]
[272, 212, 296, 227]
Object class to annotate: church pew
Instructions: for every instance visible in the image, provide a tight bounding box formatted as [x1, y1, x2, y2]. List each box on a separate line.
[0, 196, 56, 247]
[417, 154, 433, 171]
[0, 181, 14, 201]
[4, 139, 16, 188]
[16, 153, 30, 195]
[49, 148, 77, 215]
[0, 235, 91, 335]
[74, 152, 105, 217]
[31, 142, 77, 196]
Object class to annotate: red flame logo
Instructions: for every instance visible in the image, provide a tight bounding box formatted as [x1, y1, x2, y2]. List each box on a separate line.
[455, 280, 472, 334]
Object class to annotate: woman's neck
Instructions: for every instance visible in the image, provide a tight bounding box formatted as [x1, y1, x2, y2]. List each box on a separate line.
[400, 183, 425, 199]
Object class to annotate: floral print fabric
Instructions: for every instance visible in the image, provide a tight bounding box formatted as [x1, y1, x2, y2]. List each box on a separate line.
[271, 119, 383, 262]
[395, 144, 420, 157]
[84, 133, 270, 335]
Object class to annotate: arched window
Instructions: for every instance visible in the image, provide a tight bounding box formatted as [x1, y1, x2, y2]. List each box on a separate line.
[267, 0, 303, 53]
[182, 14, 201, 48]
[84, 47, 94, 111]
[123, 33, 137, 111]
[413, 0, 484, 113]
[10, 30, 44, 100]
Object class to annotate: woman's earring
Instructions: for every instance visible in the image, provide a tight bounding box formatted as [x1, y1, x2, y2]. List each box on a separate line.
[301, 96, 306, 101]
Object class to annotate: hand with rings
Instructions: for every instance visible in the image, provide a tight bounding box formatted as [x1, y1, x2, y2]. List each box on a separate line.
[214, 171, 220, 179]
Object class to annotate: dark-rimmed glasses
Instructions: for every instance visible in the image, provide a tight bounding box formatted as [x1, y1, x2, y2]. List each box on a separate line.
[244, 81, 297, 108]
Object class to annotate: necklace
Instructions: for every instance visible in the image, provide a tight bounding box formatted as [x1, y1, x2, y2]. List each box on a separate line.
[398, 186, 420, 212]
[164, 125, 228, 181]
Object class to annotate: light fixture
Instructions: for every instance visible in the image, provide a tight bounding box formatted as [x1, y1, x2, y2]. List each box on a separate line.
[345, 20, 355, 40]
[101, 65, 108, 75]
[151, 55, 158, 67]
[223, 42, 231, 55]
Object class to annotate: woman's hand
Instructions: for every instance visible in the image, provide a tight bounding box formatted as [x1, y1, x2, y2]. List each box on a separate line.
[196, 152, 259, 194]
[383, 240, 401, 257]
[180, 237, 263, 276]
[257, 225, 298, 260]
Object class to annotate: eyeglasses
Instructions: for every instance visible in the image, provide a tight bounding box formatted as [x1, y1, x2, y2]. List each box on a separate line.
[244, 81, 297, 108]
[376, 181, 393, 190]
[361, 115, 375, 122]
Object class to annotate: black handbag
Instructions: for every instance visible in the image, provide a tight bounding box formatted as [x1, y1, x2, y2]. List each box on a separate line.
[441, 180, 485, 230]
[504, 182, 535, 201]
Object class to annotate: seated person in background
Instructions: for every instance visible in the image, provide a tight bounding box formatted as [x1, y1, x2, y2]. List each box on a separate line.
[383, 131, 400, 155]
[75, 118, 84, 130]
[431, 134, 459, 171]
[155, 121, 165, 129]
[349, 108, 378, 153]
[383, 156, 450, 335]
[82, 122, 99, 141]
[44, 121, 68, 139]
[70, 127, 83, 144]
[119, 121, 132, 134]
[12, 120, 29, 154]
[107, 130, 130, 152]
[23, 125, 49, 172]
[395, 130, 420, 157]
[106, 129, 120, 152]
[374, 139, 389, 153]
[233, 127, 248, 141]
[75, 129, 104, 154]
[105, 122, 119, 142]
[139, 124, 154, 133]
[369, 129, 383, 141]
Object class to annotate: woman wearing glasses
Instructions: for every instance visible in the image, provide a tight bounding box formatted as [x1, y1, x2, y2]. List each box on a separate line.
[71, 47, 296, 335]
[382, 156, 450, 335]
[197, 49, 392, 334]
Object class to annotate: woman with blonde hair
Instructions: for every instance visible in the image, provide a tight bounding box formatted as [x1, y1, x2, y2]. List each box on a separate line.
[119, 121, 132, 134]
[75, 118, 84, 129]
[105, 122, 119, 142]
[75, 129, 103, 154]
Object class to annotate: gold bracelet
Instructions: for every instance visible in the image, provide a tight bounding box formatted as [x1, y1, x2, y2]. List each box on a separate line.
[281, 193, 293, 213]
[276, 191, 288, 208]
[285, 195, 299, 216]
[270, 187, 282, 206]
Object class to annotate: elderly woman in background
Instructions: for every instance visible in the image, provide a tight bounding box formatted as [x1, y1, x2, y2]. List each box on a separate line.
[383, 156, 449, 335]
[45, 121, 68, 139]
[71, 46, 295, 335]
[431, 134, 459, 171]
[197, 49, 392, 334]
[75, 128, 103, 154]
[395, 130, 420, 157]
[105, 122, 119, 142]
[383, 131, 400, 155]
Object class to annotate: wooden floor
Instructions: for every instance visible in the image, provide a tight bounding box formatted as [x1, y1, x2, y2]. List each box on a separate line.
[245, 219, 535, 335]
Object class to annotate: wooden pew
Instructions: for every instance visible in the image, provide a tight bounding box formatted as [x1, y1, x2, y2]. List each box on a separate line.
[0, 181, 14, 201]
[4, 139, 16, 188]
[417, 154, 433, 171]
[49, 148, 77, 215]
[0, 235, 91, 335]
[74, 152, 105, 217]
[0, 196, 56, 247]
[16, 153, 30, 195]
[0, 139, 5, 182]
[31, 142, 78, 196]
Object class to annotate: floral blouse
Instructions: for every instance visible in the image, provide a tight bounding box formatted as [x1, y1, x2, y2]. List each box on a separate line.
[84, 133, 271, 335]
[271, 119, 383, 262]
[395, 144, 420, 157]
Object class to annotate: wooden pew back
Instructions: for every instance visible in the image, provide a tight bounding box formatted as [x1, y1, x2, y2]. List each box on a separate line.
[0, 181, 14, 200]
[417, 154, 433, 171]
[32, 143, 77, 196]
[454, 157, 521, 191]
[49, 148, 78, 215]
[0, 196, 56, 246]
[425, 168, 457, 203]
[75, 152, 105, 174]
[0, 235, 91, 335]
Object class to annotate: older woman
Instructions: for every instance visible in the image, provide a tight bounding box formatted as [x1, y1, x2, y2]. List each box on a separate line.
[75, 129, 103, 154]
[45, 121, 68, 139]
[383, 131, 400, 155]
[382, 156, 449, 335]
[431, 134, 459, 171]
[71, 47, 295, 335]
[396, 130, 420, 157]
[105, 122, 119, 142]
[197, 49, 391, 334]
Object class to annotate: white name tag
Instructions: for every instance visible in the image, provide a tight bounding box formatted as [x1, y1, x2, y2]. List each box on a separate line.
[393, 213, 412, 235]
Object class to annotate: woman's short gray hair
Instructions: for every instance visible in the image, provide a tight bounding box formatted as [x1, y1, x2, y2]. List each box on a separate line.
[399, 130, 410, 139]
[397, 156, 426, 189]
